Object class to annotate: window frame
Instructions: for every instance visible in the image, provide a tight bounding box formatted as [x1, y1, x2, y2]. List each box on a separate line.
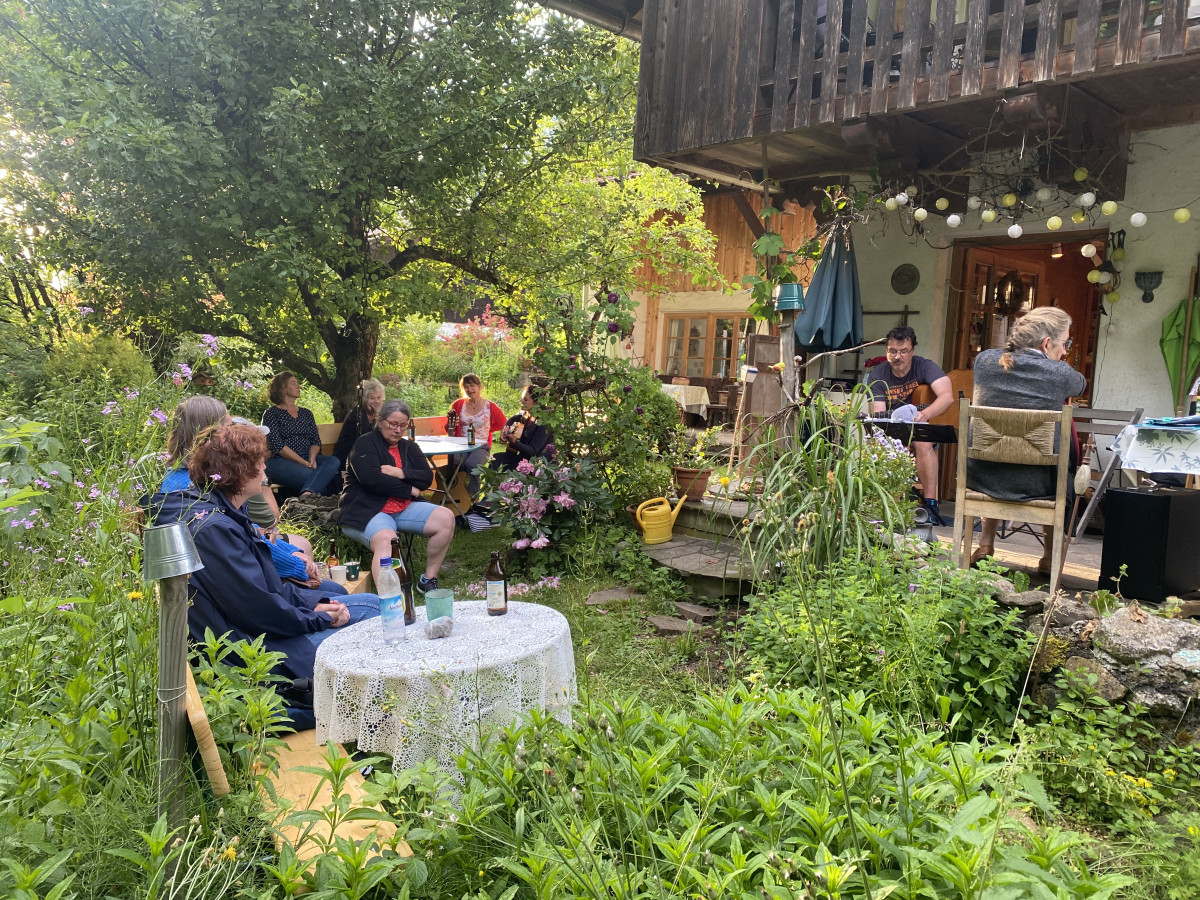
[662, 313, 765, 380]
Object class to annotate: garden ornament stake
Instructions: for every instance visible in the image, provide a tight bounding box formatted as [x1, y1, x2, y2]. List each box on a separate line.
[143, 523, 204, 828]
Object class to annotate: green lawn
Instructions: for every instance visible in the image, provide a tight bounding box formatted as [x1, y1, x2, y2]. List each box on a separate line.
[330, 523, 736, 710]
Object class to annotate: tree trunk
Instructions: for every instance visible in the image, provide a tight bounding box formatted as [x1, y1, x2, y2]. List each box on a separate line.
[324, 313, 380, 420]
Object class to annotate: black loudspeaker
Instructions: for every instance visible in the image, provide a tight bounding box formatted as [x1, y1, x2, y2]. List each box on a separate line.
[1099, 486, 1200, 603]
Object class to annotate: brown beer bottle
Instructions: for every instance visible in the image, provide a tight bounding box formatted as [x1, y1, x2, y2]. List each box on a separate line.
[391, 538, 416, 625]
[326, 537, 340, 569]
[467, 422, 477, 447]
[485, 551, 508, 616]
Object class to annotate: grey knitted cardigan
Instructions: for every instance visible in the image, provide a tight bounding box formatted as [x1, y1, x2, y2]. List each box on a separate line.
[967, 347, 1088, 502]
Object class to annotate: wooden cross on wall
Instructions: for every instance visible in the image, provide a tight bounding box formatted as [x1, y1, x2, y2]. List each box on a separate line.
[862, 304, 921, 326]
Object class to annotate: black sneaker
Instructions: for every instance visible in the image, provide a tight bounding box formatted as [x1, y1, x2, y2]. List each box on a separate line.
[417, 574, 438, 594]
[923, 499, 947, 527]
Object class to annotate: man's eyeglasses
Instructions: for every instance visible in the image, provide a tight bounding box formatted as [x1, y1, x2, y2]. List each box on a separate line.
[886, 347, 914, 357]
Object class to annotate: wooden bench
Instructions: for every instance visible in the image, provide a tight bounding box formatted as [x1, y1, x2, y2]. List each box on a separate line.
[317, 422, 343, 457]
[185, 667, 409, 862]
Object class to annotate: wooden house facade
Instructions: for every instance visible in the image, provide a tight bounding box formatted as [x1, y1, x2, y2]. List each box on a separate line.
[545, 0, 1200, 420]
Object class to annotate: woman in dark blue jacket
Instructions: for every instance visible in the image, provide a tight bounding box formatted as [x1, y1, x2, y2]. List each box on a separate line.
[149, 423, 379, 729]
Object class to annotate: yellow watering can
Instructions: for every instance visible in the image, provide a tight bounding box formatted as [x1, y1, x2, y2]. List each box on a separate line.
[636, 496, 687, 544]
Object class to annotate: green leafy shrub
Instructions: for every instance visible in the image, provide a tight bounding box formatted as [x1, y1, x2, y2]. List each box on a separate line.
[42, 331, 155, 393]
[523, 291, 679, 509]
[391, 687, 1131, 899]
[1020, 670, 1200, 824]
[378, 312, 522, 417]
[744, 385, 915, 571]
[741, 554, 1034, 734]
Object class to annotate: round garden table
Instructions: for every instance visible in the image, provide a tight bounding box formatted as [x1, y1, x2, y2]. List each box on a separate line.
[312, 600, 576, 773]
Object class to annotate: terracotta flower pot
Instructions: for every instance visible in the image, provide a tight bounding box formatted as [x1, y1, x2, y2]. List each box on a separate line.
[671, 466, 711, 501]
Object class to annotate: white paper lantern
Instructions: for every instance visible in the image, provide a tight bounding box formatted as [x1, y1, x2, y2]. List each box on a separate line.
[1098, 271, 1113, 284]
[1008, 223, 1024, 238]
[967, 196, 982, 210]
[1036, 187, 1053, 202]
[913, 207, 928, 221]
[1077, 192, 1096, 207]
[895, 192, 909, 206]
[1081, 243, 1097, 258]
[1130, 211, 1148, 227]
[947, 214, 962, 227]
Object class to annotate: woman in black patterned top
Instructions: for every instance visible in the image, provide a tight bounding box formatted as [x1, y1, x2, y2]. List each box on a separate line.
[262, 372, 341, 496]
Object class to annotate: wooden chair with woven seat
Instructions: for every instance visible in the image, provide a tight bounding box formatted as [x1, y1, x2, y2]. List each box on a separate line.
[951, 398, 1073, 595]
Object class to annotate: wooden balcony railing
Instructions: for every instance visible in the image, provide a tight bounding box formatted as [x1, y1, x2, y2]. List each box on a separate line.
[635, 0, 1200, 159]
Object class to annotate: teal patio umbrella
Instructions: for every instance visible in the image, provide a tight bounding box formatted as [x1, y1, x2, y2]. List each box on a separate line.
[793, 223, 864, 353]
[1160, 295, 1200, 411]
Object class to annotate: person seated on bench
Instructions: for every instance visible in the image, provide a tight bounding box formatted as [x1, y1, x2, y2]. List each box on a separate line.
[262, 371, 341, 496]
[332, 377, 385, 471]
[447, 372, 507, 498]
[867, 325, 954, 525]
[339, 400, 455, 594]
[490, 385, 554, 472]
[162, 395, 335, 592]
[148, 423, 381, 731]
[965, 307, 1086, 571]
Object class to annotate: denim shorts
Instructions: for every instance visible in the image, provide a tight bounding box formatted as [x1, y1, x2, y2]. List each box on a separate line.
[341, 501, 438, 547]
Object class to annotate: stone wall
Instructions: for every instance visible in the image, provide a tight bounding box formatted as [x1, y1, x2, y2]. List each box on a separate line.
[988, 578, 1200, 735]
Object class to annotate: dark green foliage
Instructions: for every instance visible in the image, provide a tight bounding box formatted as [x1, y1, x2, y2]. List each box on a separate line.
[382, 688, 1131, 899]
[1020, 670, 1200, 823]
[741, 554, 1034, 735]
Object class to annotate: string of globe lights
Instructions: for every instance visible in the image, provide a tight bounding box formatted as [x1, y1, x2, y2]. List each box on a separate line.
[877, 167, 1199, 236]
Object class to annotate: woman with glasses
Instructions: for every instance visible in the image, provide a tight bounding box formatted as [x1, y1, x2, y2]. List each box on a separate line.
[338, 399, 455, 593]
[966, 306, 1087, 569]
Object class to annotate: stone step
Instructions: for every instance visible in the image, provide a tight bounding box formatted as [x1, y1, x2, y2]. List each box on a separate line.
[648, 615, 696, 636]
[674, 497, 753, 540]
[586, 587, 642, 607]
[640, 533, 758, 599]
[674, 601, 718, 623]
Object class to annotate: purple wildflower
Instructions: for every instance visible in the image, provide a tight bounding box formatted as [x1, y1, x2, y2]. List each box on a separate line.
[101, 401, 120, 415]
[607, 291, 618, 302]
[623, 384, 632, 393]
[78, 306, 93, 315]
[607, 322, 620, 333]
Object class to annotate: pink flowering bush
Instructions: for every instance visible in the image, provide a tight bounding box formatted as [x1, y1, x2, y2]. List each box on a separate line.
[481, 456, 612, 550]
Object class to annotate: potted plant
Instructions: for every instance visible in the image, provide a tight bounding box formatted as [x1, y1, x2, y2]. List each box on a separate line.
[664, 424, 723, 501]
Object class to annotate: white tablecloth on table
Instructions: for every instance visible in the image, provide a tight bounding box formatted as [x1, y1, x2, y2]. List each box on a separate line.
[413, 435, 474, 457]
[660, 383, 712, 419]
[1114, 425, 1200, 474]
[313, 600, 576, 773]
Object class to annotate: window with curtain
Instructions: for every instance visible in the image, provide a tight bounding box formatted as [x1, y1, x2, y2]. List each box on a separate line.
[663, 314, 759, 379]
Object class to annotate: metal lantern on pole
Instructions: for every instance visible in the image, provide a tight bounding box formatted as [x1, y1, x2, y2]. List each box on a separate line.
[143, 522, 204, 827]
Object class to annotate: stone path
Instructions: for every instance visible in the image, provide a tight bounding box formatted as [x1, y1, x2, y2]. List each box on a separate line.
[640, 534, 757, 598]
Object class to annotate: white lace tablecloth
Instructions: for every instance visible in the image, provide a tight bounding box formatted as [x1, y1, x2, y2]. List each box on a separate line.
[313, 600, 575, 773]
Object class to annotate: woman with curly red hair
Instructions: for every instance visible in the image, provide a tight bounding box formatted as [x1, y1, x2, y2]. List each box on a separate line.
[149, 423, 380, 730]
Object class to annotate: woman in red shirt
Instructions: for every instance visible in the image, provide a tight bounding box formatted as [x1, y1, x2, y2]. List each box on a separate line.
[447, 373, 507, 499]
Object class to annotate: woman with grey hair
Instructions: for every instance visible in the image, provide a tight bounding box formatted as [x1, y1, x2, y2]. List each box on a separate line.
[332, 377, 386, 469]
[966, 306, 1087, 570]
[338, 399, 455, 592]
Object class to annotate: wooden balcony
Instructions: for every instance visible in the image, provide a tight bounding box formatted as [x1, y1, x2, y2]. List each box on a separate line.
[634, 0, 1200, 194]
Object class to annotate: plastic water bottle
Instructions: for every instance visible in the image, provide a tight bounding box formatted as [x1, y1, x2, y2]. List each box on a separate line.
[376, 557, 407, 644]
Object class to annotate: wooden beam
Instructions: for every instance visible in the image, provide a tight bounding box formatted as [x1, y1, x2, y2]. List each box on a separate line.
[733, 191, 768, 239]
